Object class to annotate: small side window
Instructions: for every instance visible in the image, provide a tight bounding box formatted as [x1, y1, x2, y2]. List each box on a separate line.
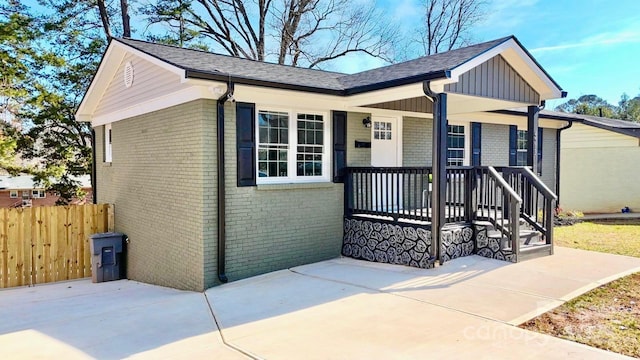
[104, 123, 113, 163]
[9, 190, 17, 198]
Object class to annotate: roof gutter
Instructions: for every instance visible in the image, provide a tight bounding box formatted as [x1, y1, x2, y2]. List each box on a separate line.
[186, 69, 343, 96]
[555, 120, 573, 208]
[216, 81, 234, 284]
[185, 69, 452, 98]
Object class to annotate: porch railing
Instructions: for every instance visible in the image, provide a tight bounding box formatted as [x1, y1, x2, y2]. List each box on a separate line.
[344, 165, 557, 261]
[473, 167, 523, 257]
[501, 166, 558, 252]
[344, 167, 433, 222]
[345, 166, 477, 223]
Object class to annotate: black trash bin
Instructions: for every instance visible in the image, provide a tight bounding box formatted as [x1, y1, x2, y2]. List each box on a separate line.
[90, 232, 127, 283]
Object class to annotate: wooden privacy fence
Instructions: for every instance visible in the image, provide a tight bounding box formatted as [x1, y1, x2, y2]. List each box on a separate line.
[0, 204, 114, 288]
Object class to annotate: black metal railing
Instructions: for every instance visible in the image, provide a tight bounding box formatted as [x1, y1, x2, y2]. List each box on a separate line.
[345, 167, 433, 222]
[345, 166, 477, 223]
[473, 166, 523, 256]
[344, 165, 556, 261]
[502, 167, 557, 251]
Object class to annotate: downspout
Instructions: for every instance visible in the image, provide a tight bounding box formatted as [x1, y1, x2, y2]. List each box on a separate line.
[555, 120, 573, 208]
[216, 82, 234, 283]
[423, 81, 447, 265]
[91, 128, 97, 204]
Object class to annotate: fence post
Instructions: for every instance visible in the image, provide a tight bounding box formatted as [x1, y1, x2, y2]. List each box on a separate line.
[107, 204, 115, 232]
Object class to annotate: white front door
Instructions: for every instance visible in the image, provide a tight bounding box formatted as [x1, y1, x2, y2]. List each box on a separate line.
[371, 117, 399, 167]
[371, 116, 402, 211]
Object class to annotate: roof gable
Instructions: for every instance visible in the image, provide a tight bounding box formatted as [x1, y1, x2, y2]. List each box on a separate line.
[444, 54, 540, 104]
[94, 51, 188, 119]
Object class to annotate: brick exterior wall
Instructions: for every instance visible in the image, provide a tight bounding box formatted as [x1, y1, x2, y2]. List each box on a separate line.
[221, 103, 343, 282]
[95, 100, 215, 291]
[403, 117, 433, 166]
[479, 123, 557, 191]
[480, 123, 510, 167]
[346, 112, 371, 167]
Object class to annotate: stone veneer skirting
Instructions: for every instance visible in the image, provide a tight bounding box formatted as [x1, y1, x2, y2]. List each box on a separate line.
[342, 218, 435, 269]
[440, 225, 475, 262]
[342, 217, 477, 269]
[342, 218, 520, 268]
[474, 224, 516, 262]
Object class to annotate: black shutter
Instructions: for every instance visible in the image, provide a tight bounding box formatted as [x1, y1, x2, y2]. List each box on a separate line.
[508, 125, 517, 166]
[236, 102, 256, 187]
[332, 111, 347, 183]
[471, 122, 482, 166]
[537, 127, 543, 175]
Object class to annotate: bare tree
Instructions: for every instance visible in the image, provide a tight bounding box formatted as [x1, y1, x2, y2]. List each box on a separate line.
[121, 0, 131, 37]
[417, 0, 486, 55]
[145, 0, 397, 68]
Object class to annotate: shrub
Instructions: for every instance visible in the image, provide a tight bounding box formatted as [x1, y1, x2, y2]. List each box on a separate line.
[554, 206, 584, 226]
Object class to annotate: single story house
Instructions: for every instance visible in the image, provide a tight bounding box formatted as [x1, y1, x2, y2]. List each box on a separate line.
[77, 35, 569, 291]
[559, 115, 640, 213]
[0, 175, 92, 208]
[551, 112, 640, 213]
[487, 109, 640, 213]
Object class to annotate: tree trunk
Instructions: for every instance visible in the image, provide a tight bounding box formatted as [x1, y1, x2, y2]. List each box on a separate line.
[120, 0, 131, 37]
[96, 0, 112, 41]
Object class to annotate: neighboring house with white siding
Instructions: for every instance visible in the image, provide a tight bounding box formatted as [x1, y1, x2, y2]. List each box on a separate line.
[558, 114, 640, 213]
[76, 36, 569, 291]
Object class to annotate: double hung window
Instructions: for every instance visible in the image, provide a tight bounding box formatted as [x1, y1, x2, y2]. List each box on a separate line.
[257, 109, 328, 183]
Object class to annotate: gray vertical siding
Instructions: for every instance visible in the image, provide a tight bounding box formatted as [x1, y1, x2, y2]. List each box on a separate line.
[445, 55, 540, 104]
[365, 97, 433, 114]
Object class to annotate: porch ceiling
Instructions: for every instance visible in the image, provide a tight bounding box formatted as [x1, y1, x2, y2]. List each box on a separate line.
[359, 93, 532, 116]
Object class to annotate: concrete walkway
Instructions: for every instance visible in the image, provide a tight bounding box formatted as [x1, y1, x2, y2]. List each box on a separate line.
[2, 247, 640, 359]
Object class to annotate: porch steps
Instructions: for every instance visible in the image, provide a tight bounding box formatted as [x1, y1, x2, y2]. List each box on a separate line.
[517, 244, 553, 261]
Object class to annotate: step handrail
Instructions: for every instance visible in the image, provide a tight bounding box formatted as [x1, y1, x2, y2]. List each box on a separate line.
[488, 167, 522, 203]
[485, 166, 522, 259]
[519, 167, 558, 201]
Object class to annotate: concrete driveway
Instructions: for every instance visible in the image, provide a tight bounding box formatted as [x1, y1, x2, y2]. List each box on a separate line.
[2, 247, 640, 359]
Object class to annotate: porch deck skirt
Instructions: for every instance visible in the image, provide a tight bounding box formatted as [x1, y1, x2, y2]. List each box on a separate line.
[342, 216, 475, 269]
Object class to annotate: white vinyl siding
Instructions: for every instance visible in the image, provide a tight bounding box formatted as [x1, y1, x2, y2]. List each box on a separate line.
[94, 53, 187, 118]
[561, 123, 638, 149]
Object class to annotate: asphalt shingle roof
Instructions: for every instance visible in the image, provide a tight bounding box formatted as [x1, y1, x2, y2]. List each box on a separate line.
[116, 36, 513, 94]
[336, 37, 511, 89]
[500, 108, 640, 138]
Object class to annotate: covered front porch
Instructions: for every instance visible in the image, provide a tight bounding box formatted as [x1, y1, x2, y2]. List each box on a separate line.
[342, 165, 557, 267]
[338, 37, 565, 269]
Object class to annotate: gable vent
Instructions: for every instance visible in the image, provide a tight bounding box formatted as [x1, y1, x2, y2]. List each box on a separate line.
[123, 61, 134, 88]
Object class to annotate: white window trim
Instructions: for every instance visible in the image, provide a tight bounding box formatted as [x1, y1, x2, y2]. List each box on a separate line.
[516, 129, 528, 166]
[32, 189, 46, 199]
[104, 123, 113, 163]
[9, 190, 17, 198]
[255, 106, 331, 184]
[447, 121, 471, 166]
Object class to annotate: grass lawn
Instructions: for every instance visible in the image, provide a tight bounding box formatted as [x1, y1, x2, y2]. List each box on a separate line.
[520, 219, 640, 358]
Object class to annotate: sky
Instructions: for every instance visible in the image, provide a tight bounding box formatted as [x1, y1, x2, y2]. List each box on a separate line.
[21, 0, 640, 109]
[371, 0, 640, 109]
